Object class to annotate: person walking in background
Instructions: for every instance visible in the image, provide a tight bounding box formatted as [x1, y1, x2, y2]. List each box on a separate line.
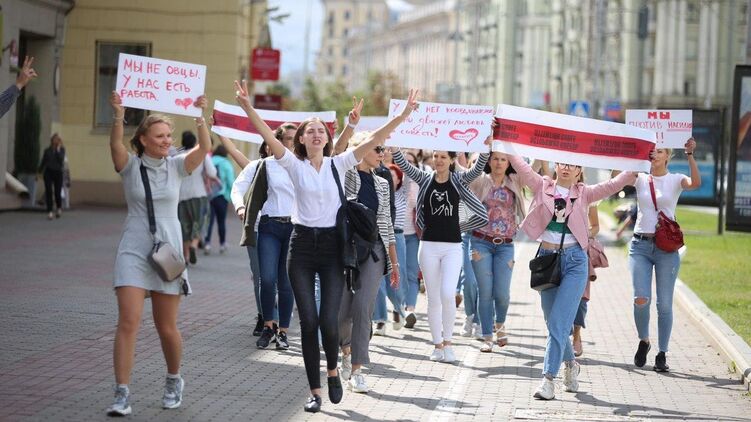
[234, 80, 418, 413]
[469, 151, 526, 352]
[177, 131, 217, 265]
[507, 154, 636, 400]
[572, 200, 604, 357]
[38, 133, 66, 220]
[106, 92, 211, 416]
[392, 140, 491, 364]
[0, 56, 37, 119]
[401, 151, 422, 327]
[629, 139, 701, 372]
[204, 144, 235, 254]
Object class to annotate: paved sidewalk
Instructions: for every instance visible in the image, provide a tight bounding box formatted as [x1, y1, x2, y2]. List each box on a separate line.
[0, 208, 749, 421]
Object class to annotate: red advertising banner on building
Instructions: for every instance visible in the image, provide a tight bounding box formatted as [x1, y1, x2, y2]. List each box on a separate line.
[250, 48, 280, 81]
[254, 94, 283, 111]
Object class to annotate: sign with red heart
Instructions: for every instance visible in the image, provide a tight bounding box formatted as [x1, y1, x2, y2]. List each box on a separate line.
[386, 100, 494, 152]
[115, 53, 206, 117]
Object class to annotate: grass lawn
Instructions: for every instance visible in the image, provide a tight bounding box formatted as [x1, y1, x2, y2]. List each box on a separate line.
[599, 199, 751, 346]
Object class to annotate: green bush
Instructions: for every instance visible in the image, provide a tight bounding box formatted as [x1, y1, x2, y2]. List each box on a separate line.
[13, 95, 41, 174]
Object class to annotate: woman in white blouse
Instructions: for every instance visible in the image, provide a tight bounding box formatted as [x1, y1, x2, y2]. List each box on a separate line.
[234, 80, 418, 413]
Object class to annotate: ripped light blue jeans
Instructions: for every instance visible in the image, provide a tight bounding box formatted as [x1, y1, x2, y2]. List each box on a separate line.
[629, 236, 680, 353]
[469, 236, 515, 337]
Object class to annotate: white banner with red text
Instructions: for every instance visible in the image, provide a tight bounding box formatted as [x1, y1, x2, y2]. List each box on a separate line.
[625, 109, 692, 148]
[211, 100, 336, 144]
[492, 104, 656, 172]
[386, 100, 494, 153]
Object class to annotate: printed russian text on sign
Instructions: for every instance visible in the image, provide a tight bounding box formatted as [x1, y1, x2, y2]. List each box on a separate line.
[493, 104, 655, 172]
[115, 53, 206, 117]
[386, 100, 494, 153]
[625, 109, 692, 148]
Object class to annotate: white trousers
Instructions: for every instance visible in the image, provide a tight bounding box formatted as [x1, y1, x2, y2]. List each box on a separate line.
[418, 241, 464, 344]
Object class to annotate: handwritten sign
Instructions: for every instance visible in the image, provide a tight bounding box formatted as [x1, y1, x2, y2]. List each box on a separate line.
[211, 100, 336, 144]
[626, 109, 692, 148]
[494, 104, 656, 172]
[345, 116, 388, 132]
[115, 53, 206, 117]
[386, 100, 494, 152]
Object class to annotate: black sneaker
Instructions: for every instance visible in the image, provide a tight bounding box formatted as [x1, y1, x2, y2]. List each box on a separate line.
[653, 351, 669, 372]
[304, 394, 322, 413]
[252, 314, 263, 337]
[272, 323, 279, 343]
[634, 340, 651, 368]
[405, 312, 417, 329]
[328, 371, 343, 404]
[188, 247, 197, 265]
[256, 326, 275, 349]
[276, 331, 289, 350]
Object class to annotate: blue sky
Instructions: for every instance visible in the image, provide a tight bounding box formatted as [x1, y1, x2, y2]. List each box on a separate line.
[267, 0, 323, 78]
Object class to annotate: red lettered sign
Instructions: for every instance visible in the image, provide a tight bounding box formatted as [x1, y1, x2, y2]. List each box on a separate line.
[254, 94, 283, 111]
[250, 48, 280, 81]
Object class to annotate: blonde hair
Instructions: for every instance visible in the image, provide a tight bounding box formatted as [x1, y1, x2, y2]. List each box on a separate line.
[129, 114, 174, 156]
[347, 131, 373, 150]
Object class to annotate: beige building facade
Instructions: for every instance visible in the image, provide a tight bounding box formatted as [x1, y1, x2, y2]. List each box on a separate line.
[58, 0, 268, 206]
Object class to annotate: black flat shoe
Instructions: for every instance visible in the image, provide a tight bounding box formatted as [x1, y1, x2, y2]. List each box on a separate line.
[634, 340, 651, 368]
[653, 351, 670, 372]
[328, 372, 343, 404]
[189, 247, 197, 264]
[303, 394, 321, 413]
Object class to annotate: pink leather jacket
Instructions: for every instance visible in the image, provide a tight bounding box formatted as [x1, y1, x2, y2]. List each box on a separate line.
[508, 155, 637, 249]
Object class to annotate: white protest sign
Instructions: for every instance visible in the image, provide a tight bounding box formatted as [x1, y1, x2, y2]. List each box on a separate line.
[386, 100, 494, 153]
[116, 53, 206, 117]
[345, 116, 388, 132]
[494, 104, 656, 172]
[625, 109, 692, 148]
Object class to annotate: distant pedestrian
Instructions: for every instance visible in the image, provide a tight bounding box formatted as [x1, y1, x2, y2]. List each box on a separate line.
[106, 91, 211, 416]
[628, 139, 701, 372]
[401, 152, 423, 327]
[507, 154, 636, 401]
[0, 56, 37, 119]
[38, 133, 66, 220]
[204, 144, 235, 254]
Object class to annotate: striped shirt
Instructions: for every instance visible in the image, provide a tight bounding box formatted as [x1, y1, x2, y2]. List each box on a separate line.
[345, 167, 395, 275]
[0, 85, 21, 119]
[393, 183, 407, 231]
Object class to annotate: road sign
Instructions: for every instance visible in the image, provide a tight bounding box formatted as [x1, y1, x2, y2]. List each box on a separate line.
[568, 101, 591, 117]
[250, 48, 280, 81]
[253, 94, 283, 111]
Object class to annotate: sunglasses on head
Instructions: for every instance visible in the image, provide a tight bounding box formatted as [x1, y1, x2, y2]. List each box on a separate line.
[374, 146, 386, 153]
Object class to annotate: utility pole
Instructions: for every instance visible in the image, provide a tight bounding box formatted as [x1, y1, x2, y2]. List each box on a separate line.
[302, 0, 312, 78]
[637, 1, 648, 108]
[591, 0, 605, 118]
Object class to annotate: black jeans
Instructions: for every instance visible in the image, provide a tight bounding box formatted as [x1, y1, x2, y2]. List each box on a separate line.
[287, 225, 344, 390]
[205, 196, 228, 245]
[43, 169, 63, 212]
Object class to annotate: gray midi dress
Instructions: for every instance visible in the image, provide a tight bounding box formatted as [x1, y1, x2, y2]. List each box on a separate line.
[114, 153, 191, 296]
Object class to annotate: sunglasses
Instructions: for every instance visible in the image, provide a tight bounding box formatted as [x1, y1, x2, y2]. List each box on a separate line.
[374, 146, 386, 153]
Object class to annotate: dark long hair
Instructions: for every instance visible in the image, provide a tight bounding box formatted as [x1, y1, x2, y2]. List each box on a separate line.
[483, 152, 517, 176]
[292, 118, 333, 159]
[261, 122, 298, 158]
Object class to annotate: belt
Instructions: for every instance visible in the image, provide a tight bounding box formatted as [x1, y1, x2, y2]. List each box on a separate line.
[540, 241, 579, 251]
[472, 231, 513, 245]
[633, 233, 655, 241]
[394, 228, 404, 234]
[262, 215, 292, 224]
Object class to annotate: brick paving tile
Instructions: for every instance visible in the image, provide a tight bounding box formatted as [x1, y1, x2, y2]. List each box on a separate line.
[0, 208, 749, 421]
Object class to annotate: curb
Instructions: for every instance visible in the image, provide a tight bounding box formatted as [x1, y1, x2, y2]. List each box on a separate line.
[674, 277, 751, 392]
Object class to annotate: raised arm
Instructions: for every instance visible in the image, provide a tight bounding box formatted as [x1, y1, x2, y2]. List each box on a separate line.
[184, 96, 212, 174]
[234, 80, 286, 159]
[334, 97, 363, 155]
[351, 89, 419, 162]
[507, 154, 543, 192]
[681, 138, 701, 191]
[585, 171, 638, 203]
[109, 91, 129, 172]
[217, 133, 250, 168]
[392, 148, 429, 184]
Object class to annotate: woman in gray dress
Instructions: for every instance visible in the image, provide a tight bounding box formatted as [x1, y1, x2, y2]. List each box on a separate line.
[106, 91, 211, 417]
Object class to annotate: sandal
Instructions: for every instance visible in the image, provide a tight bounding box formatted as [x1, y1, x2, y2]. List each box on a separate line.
[480, 341, 493, 353]
[573, 337, 583, 357]
[495, 325, 508, 347]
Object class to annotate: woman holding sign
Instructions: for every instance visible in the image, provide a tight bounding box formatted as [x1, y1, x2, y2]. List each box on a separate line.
[234, 80, 418, 413]
[106, 92, 211, 416]
[392, 143, 491, 363]
[507, 155, 636, 400]
[628, 139, 700, 373]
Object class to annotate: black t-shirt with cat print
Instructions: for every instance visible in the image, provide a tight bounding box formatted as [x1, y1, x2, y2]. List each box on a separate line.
[422, 178, 461, 243]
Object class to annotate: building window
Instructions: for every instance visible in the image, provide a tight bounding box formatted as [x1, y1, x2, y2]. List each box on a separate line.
[343, 28, 349, 37]
[329, 46, 333, 56]
[342, 65, 348, 76]
[328, 11, 335, 25]
[95, 41, 151, 128]
[343, 46, 349, 56]
[327, 64, 333, 74]
[344, 10, 351, 20]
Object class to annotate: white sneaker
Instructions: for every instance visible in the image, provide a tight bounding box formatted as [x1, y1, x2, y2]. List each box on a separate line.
[533, 378, 556, 400]
[563, 361, 580, 392]
[480, 341, 493, 353]
[373, 323, 386, 336]
[429, 348, 444, 362]
[442, 346, 456, 363]
[461, 315, 474, 337]
[348, 369, 369, 393]
[219, 244, 227, 254]
[106, 385, 132, 416]
[392, 312, 405, 331]
[162, 376, 184, 409]
[204, 244, 211, 255]
[341, 353, 352, 381]
[473, 323, 483, 340]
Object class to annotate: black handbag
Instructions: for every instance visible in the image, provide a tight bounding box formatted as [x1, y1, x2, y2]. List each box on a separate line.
[331, 163, 378, 292]
[139, 164, 187, 288]
[529, 216, 568, 291]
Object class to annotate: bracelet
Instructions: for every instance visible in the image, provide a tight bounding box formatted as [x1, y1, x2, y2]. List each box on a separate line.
[686, 152, 693, 156]
[347, 122, 356, 130]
